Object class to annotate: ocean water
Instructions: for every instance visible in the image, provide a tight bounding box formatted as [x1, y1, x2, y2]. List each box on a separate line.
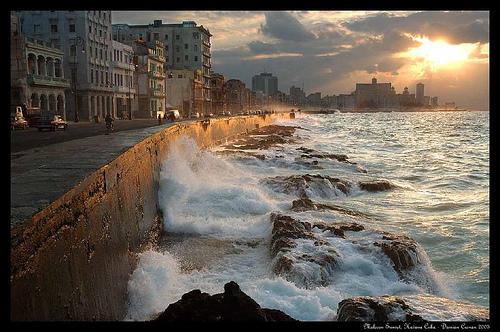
[125, 111, 489, 321]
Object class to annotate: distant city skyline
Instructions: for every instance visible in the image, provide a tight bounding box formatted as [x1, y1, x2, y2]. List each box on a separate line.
[112, 11, 489, 110]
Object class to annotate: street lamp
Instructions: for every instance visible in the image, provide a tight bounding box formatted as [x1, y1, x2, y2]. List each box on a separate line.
[71, 36, 85, 122]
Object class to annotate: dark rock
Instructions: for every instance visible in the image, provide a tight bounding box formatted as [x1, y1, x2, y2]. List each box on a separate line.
[313, 221, 365, 238]
[337, 294, 490, 321]
[263, 174, 351, 198]
[154, 281, 296, 321]
[269, 213, 340, 286]
[337, 296, 426, 321]
[223, 125, 299, 150]
[290, 197, 370, 218]
[359, 180, 396, 192]
[374, 233, 420, 274]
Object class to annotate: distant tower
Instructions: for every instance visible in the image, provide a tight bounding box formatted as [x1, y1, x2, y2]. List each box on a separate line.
[372, 77, 377, 84]
[416, 83, 424, 105]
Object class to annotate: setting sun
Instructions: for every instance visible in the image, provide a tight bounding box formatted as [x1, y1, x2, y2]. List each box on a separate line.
[403, 35, 478, 69]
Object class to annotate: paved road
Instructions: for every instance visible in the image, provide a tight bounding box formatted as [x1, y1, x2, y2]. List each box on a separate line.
[10, 119, 166, 153]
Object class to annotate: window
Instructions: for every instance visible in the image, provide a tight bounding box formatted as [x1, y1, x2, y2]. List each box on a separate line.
[89, 25, 92, 33]
[184, 43, 188, 49]
[103, 12, 106, 20]
[70, 45, 76, 56]
[194, 55, 198, 62]
[69, 24, 75, 32]
[176, 35, 179, 40]
[194, 45, 198, 52]
[89, 46, 92, 57]
[178, 74, 183, 78]
[185, 55, 188, 61]
[51, 24, 58, 33]
[165, 34, 168, 40]
[154, 33, 159, 40]
[90, 69, 94, 83]
[176, 57, 180, 62]
[193, 32, 199, 39]
[100, 49, 103, 59]
[34, 24, 40, 34]
[166, 56, 169, 62]
[106, 72, 109, 85]
[99, 30, 102, 37]
[176, 46, 179, 52]
[165, 45, 169, 51]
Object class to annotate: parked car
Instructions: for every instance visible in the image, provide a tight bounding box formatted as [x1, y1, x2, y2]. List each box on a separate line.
[37, 115, 68, 131]
[190, 112, 200, 119]
[11, 115, 28, 130]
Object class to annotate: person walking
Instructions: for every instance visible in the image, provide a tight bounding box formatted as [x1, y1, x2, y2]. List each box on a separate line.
[158, 114, 162, 125]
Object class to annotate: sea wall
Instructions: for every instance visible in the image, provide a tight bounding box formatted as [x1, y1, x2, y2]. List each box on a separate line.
[10, 113, 293, 321]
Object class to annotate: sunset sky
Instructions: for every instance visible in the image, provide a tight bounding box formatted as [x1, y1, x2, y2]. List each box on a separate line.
[113, 11, 489, 110]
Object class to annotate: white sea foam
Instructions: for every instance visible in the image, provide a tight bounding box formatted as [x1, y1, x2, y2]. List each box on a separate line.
[126, 112, 488, 320]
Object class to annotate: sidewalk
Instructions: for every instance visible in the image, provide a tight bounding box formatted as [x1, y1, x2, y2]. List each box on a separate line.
[10, 121, 176, 227]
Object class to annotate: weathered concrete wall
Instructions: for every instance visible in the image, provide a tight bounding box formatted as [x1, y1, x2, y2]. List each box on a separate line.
[10, 113, 292, 321]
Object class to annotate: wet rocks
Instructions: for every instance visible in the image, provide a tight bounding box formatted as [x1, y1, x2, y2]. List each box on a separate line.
[290, 197, 370, 218]
[297, 147, 354, 164]
[313, 221, 365, 239]
[223, 125, 299, 150]
[374, 233, 420, 275]
[270, 213, 340, 286]
[154, 281, 296, 321]
[359, 180, 396, 192]
[263, 174, 351, 198]
[215, 150, 266, 160]
[337, 296, 425, 321]
[337, 294, 490, 321]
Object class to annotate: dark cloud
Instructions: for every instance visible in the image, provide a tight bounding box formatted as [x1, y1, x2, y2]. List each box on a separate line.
[247, 41, 279, 54]
[345, 11, 489, 44]
[260, 12, 316, 41]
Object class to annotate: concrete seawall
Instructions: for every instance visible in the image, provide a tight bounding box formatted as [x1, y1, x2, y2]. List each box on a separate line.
[10, 113, 293, 321]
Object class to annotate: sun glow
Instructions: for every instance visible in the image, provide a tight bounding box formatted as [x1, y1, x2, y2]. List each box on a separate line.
[403, 36, 478, 69]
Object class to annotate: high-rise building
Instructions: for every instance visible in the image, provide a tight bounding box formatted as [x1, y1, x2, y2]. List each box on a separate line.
[416, 83, 424, 105]
[17, 10, 118, 121]
[423, 95, 430, 107]
[113, 20, 212, 114]
[251, 72, 278, 96]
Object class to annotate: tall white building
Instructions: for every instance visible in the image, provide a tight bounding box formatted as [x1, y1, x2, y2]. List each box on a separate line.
[113, 20, 212, 113]
[17, 10, 119, 121]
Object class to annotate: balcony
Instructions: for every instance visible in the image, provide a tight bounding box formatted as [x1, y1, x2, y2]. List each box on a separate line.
[27, 74, 71, 88]
[202, 39, 211, 47]
[148, 70, 166, 79]
[151, 88, 166, 98]
[149, 53, 166, 63]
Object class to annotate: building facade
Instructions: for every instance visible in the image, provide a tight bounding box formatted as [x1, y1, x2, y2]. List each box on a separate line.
[416, 83, 424, 106]
[165, 68, 203, 118]
[11, 13, 70, 118]
[17, 10, 118, 121]
[355, 77, 398, 108]
[431, 96, 439, 107]
[113, 20, 212, 114]
[290, 86, 306, 106]
[210, 72, 225, 115]
[132, 39, 166, 118]
[224, 79, 247, 114]
[251, 72, 278, 96]
[111, 40, 136, 119]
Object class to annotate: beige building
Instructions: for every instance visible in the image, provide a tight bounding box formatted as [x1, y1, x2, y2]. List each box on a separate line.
[11, 13, 70, 118]
[165, 69, 203, 118]
[111, 40, 136, 119]
[132, 39, 166, 118]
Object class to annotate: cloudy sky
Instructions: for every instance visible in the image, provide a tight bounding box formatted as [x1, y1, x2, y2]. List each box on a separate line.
[113, 11, 489, 110]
